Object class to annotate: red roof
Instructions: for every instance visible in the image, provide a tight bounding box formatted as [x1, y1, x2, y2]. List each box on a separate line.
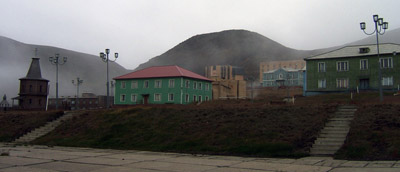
[114, 65, 212, 81]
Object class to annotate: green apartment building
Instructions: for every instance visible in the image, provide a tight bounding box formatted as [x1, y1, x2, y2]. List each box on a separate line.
[304, 43, 400, 96]
[113, 65, 212, 105]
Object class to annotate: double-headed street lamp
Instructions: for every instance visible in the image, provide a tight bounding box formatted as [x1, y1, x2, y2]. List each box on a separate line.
[360, 14, 389, 102]
[49, 54, 67, 110]
[72, 77, 83, 110]
[100, 49, 118, 109]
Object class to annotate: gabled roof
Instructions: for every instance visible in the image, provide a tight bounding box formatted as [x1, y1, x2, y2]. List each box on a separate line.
[264, 67, 303, 74]
[305, 43, 400, 60]
[114, 65, 213, 81]
[19, 58, 48, 81]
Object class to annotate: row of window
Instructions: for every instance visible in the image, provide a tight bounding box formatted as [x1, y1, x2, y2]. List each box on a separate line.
[317, 76, 394, 89]
[121, 80, 209, 91]
[120, 93, 210, 103]
[263, 73, 302, 80]
[317, 57, 393, 72]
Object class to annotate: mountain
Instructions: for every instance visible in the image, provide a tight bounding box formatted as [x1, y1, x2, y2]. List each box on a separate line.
[348, 27, 400, 46]
[135, 30, 326, 79]
[0, 36, 129, 99]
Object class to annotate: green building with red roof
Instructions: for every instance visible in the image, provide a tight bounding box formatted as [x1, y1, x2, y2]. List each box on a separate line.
[113, 65, 213, 105]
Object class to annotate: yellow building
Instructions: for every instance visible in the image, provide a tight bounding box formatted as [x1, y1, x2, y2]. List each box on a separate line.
[259, 60, 305, 84]
[205, 65, 246, 99]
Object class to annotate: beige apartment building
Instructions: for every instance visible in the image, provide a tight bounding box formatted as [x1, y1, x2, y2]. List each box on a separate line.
[205, 65, 247, 99]
[259, 60, 305, 84]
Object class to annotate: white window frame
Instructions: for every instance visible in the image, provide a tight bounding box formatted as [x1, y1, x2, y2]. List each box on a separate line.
[193, 81, 197, 89]
[169, 79, 175, 88]
[318, 79, 326, 88]
[380, 57, 393, 68]
[382, 76, 393, 86]
[154, 93, 161, 101]
[121, 81, 126, 89]
[185, 80, 190, 88]
[336, 78, 349, 88]
[131, 94, 137, 102]
[168, 93, 174, 101]
[193, 95, 197, 102]
[205, 83, 209, 91]
[144, 80, 149, 88]
[198, 95, 202, 102]
[198, 82, 202, 90]
[155, 80, 162, 88]
[337, 61, 349, 71]
[120, 94, 126, 102]
[318, 62, 326, 72]
[185, 94, 189, 102]
[360, 59, 368, 70]
[131, 81, 138, 89]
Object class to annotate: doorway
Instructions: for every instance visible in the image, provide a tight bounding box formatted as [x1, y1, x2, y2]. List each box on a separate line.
[360, 79, 369, 90]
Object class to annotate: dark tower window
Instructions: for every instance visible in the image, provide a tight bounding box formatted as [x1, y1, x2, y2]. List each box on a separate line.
[40, 85, 43, 92]
[29, 85, 33, 92]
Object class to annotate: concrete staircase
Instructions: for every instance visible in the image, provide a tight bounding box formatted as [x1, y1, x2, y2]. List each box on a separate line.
[13, 111, 76, 143]
[310, 105, 357, 156]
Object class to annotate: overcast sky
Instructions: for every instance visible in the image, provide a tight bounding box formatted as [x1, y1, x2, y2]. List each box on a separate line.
[1, 0, 399, 69]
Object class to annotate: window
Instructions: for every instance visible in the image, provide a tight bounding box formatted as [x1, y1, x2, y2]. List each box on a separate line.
[185, 94, 189, 102]
[193, 95, 197, 102]
[318, 79, 326, 88]
[120, 94, 126, 102]
[278, 74, 283, 79]
[337, 61, 349, 71]
[205, 83, 209, 91]
[144, 80, 149, 88]
[131, 94, 137, 102]
[121, 81, 126, 89]
[360, 59, 368, 70]
[131, 81, 138, 89]
[154, 94, 161, 101]
[380, 57, 393, 68]
[205, 96, 209, 101]
[185, 80, 190, 88]
[193, 81, 197, 89]
[168, 94, 174, 101]
[336, 78, 349, 88]
[382, 76, 393, 86]
[40, 85, 43, 92]
[318, 62, 326, 72]
[155, 80, 162, 88]
[198, 95, 202, 102]
[198, 82, 202, 90]
[169, 79, 175, 88]
[29, 85, 33, 92]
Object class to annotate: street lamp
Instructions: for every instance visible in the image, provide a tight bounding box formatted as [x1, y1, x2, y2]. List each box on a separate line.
[360, 14, 389, 102]
[72, 77, 83, 110]
[49, 53, 67, 110]
[100, 49, 118, 109]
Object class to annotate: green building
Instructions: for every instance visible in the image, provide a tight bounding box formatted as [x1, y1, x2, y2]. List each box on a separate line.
[113, 65, 212, 105]
[304, 43, 400, 96]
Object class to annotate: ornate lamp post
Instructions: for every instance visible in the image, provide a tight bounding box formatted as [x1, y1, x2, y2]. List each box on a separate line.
[360, 14, 388, 102]
[100, 49, 118, 109]
[72, 77, 83, 110]
[49, 53, 67, 110]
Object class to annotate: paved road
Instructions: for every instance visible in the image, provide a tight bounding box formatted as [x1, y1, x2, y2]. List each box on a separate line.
[0, 143, 399, 172]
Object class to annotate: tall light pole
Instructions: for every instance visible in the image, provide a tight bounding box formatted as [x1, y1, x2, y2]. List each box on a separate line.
[360, 14, 389, 102]
[72, 77, 83, 110]
[100, 49, 118, 109]
[49, 54, 67, 110]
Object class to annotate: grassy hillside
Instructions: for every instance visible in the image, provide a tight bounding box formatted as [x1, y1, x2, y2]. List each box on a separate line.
[335, 104, 400, 160]
[33, 101, 336, 157]
[0, 110, 63, 142]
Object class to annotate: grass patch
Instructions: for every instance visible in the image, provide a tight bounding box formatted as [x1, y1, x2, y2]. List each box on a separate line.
[0, 110, 64, 142]
[335, 104, 400, 160]
[33, 102, 336, 158]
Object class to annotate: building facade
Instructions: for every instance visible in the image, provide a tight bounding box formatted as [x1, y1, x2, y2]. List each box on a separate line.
[114, 66, 212, 105]
[259, 60, 305, 84]
[205, 65, 246, 99]
[262, 68, 304, 87]
[304, 44, 400, 96]
[14, 58, 49, 110]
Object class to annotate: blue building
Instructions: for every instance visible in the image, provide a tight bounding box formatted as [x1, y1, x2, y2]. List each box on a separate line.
[262, 68, 304, 87]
